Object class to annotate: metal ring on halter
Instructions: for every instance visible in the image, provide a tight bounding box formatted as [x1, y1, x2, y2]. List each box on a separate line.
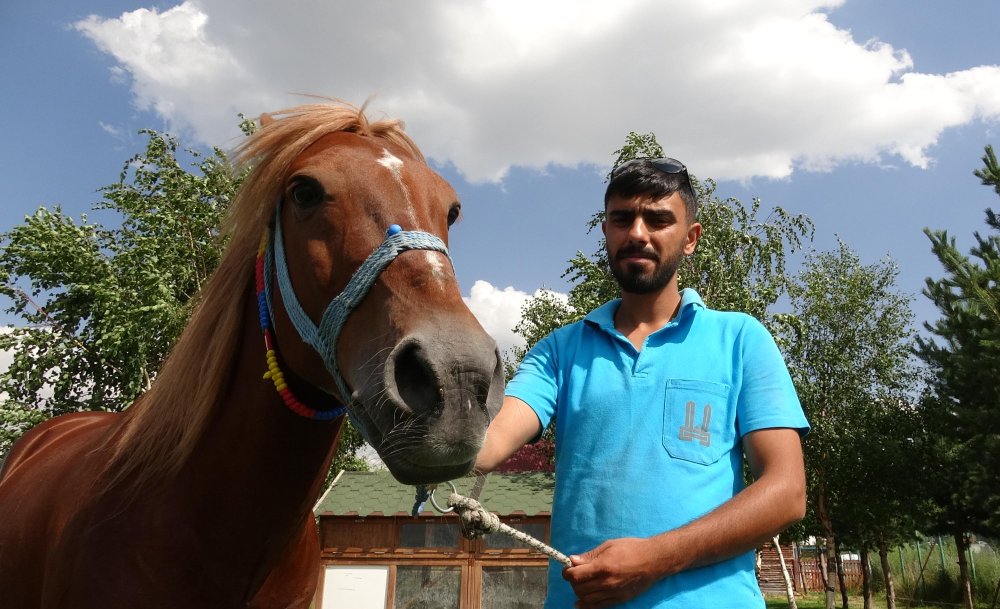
[428, 481, 458, 513]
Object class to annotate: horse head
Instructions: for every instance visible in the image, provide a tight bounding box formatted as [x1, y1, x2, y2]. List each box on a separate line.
[247, 107, 503, 485]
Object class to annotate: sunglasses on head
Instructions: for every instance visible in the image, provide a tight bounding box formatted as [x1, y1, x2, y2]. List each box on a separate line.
[611, 157, 688, 180]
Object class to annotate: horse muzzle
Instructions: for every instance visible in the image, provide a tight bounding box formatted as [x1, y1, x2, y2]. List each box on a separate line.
[356, 329, 504, 485]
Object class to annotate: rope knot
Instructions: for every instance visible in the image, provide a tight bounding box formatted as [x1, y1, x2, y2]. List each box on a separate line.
[449, 494, 501, 539]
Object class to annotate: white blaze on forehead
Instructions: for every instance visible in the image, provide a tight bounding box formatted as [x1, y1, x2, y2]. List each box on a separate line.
[377, 148, 412, 209]
[377, 149, 404, 176]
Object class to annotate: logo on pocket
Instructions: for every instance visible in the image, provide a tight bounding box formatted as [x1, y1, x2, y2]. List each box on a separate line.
[678, 401, 712, 447]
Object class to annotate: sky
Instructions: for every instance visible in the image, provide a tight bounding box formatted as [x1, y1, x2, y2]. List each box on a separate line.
[2, 0, 1000, 357]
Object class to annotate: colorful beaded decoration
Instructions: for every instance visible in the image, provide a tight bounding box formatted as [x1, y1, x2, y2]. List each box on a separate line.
[256, 231, 346, 421]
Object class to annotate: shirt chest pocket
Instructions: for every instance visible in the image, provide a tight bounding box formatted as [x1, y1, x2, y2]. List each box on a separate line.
[662, 379, 734, 465]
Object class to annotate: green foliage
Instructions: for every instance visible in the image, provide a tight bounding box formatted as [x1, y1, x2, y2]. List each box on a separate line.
[0, 130, 236, 436]
[917, 145, 1000, 535]
[514, 131, 813, 356]
[680, 184, 813, 325]
[512, 290, 578, 355]
[873, 539, 1000, 607]
[974, 144, 1000, 198]
[781, 241, 923, 550]
[0, 399, 47, 460]
[330, 423, 370, 473]
[607, 131, 665, 181]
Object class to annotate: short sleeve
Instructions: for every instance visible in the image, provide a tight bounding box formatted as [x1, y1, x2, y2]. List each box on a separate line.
[505, 332, 561, 431]
[736, 318, 809, 437]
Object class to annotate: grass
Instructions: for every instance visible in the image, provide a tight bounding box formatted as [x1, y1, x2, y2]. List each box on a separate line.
[780, 538, 1000, 609]
[765, 591, 993, 609]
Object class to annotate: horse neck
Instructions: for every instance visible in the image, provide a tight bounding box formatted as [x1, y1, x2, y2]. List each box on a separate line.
[170, 287, 345, 570]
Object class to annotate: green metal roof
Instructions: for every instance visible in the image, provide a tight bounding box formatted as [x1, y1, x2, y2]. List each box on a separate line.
[314, 470, 555, 517]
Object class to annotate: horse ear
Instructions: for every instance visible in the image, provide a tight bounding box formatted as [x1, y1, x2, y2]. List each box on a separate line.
[259, 113, 275, 127]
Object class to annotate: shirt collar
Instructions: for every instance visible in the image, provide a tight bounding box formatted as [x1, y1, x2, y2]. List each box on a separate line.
[584, 288, 705, 333]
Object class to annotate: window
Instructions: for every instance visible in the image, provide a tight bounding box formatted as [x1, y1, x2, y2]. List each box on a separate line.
[393, 566, 461, 609]
[399, 522, 460, 548]
[480, 566, 548, 609]
[483, 522, 548, 549]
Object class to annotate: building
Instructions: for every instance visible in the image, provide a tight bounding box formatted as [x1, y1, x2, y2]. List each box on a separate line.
[313, 471, 555, 609]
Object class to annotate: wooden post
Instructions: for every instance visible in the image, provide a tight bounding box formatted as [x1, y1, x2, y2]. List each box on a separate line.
[796, 543, 809, 594]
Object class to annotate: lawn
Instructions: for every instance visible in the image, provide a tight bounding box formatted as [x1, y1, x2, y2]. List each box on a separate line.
[765, 592, 966, 609]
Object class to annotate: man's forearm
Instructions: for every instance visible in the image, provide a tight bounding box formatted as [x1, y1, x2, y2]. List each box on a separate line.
[474, 396, 543, 474]
[644, 462, 805, 578]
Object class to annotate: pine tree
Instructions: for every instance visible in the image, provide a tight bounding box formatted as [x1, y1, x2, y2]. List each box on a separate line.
[917, 145, 1000, 609]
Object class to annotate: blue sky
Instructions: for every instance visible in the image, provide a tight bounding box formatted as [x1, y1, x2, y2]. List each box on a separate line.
[2, 1, 999, 354]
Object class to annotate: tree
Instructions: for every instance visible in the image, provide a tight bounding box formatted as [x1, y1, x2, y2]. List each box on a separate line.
[916, 145, 1000, 609]
[514, 131, 814, 356]
[0, 128, 237, 451]
[781, 241, 920, 609]
[918, 145, 1000, 529]
[0, 123, 368, 469]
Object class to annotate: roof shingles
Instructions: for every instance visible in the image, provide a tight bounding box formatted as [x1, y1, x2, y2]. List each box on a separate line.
[314, 471, 554, 517]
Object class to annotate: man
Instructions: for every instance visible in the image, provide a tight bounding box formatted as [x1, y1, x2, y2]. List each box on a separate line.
[475, 158, 808, 609]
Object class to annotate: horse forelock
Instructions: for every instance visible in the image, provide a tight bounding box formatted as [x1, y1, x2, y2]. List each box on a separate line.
[227, 100, 425, 241]
[105, 99, 425, 494]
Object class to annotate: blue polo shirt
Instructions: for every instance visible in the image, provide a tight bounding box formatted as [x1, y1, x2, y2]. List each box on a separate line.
[506, 289, 808, 609]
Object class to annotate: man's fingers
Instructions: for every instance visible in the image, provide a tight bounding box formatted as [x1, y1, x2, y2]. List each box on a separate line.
[575, 588, 623, 609]
[563, 561, 600, 586]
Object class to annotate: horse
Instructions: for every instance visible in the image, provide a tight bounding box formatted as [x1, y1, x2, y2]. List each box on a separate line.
[0, 100, 504, 608]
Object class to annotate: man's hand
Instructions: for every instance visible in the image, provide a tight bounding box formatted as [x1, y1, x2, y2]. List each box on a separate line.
[562, 538, 660, 609]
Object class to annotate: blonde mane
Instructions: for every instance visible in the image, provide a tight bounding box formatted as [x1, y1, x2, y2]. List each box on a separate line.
[109, 99, 426, 489]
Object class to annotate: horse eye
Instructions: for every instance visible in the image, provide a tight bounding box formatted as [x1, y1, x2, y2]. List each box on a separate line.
[288, 178, 325, 208]
[447, 204, 461, 227]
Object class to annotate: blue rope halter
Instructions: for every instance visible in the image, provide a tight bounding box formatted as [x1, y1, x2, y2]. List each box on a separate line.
[262, 200, 452, 417]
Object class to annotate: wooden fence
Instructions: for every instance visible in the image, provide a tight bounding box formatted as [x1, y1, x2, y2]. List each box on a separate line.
[798, 548, 864, 593]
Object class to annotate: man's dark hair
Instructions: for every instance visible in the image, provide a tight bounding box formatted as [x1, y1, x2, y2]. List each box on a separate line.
[604, 159, 698, 223]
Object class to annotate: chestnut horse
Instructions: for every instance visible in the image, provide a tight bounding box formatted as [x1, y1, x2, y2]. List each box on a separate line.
[0, 101, 504, 608]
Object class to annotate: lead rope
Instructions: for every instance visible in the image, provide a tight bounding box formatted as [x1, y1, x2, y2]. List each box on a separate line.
[410, 472, 486, 517]
[428, 480, 572, 567]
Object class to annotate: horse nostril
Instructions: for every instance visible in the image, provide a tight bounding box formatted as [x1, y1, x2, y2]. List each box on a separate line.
[392, 342, 442, 415]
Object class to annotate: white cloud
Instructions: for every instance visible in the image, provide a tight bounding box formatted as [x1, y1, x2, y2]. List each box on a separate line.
[463, 280, 567, 356]
[0, 328, 12, 376]
[0, 327, 55, 406]
[98, 121, 122, 138]
[74, 0, 1000, 182]
[0, 328, 13, 406]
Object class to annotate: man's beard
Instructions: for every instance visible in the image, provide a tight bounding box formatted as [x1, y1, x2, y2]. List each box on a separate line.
[609, 244, 684, 294]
